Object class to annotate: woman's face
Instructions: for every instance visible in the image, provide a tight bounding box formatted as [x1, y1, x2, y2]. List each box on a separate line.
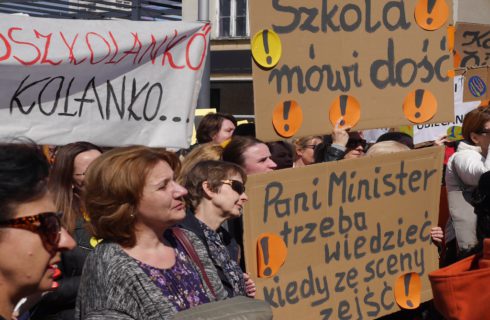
[0, 193, 75, 298]
[242, 143, 277, 174]
[472, 120, 490, 155]
[73, 150, 101, 190]
[213, 119, 235, 144]
[297, 138, 322, 165]
[137, 161, 188, 229]
[210, 173, 248, 220]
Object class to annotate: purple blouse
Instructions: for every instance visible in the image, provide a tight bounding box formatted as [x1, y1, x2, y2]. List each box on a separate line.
[136, 242, 211, 311]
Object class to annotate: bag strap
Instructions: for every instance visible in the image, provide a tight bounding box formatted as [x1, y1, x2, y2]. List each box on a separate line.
[172, 227, 217, 298]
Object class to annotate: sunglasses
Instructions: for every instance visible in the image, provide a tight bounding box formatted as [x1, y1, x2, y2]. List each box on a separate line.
[221, 179, 246, 195]
[304, 144, 320, 150]
[0, 211, 62, 251]
[346, 138, 367, 150]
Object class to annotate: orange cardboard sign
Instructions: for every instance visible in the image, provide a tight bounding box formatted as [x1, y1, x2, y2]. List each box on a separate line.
[394, 272, 422, 309]
[256, 233, 288, 278]
[402, 89, 438, 123]
[414, 0, 449, 31]
[272, 100, 303, 138]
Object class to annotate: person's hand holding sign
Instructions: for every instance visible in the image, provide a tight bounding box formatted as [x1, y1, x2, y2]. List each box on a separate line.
[332, 118, 351, 148]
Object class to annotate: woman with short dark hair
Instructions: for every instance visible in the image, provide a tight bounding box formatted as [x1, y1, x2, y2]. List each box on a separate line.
[0, 141, 75, 320]
[179, 160, 256, 298]
[222, 136, 277, 174]
[76, 146, 226, 319]
[196, 113, 237, 145]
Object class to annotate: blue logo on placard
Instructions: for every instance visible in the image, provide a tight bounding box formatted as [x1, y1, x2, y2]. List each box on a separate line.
[468, 76, 487, 97]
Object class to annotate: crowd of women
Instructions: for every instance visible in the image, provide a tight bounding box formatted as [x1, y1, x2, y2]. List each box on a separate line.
[1, 107, 490, 320]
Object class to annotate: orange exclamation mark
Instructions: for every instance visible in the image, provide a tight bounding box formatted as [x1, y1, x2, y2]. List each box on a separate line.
[263, 30, 272, 65]
[260, 237, 272, 276]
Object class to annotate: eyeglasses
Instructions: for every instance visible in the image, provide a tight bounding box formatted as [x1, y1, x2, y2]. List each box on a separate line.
[304, 144, 320, 150]
[0, 212, 62, 251]
[221, 179, 246, 195]
[346, 139, 367, 150]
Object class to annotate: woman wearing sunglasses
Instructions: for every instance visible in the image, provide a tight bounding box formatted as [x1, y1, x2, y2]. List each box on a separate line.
[293, 135, 322, 167]
[179, 160, 256, 298]
[0, 142, 75, 320]
[76, 146, 226, 319]
[445, 106, 490, 265]
[29, 142, 102, 320]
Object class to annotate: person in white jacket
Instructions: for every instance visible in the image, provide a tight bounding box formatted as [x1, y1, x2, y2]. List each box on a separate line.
[445, 106, 490, 265]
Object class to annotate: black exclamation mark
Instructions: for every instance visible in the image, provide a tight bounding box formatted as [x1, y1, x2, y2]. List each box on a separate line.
[404, 273, 414, 308]
[339, 95, 348, 126]
[283, 100, 291, 132]
[415, 89, 424, 119]
[426, 0, 436, 25]
[263, 30, 272, 65]
[260, 237, 272, 276]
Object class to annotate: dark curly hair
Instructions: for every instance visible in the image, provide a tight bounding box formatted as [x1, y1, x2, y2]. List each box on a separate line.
[0, 140, 49, 221]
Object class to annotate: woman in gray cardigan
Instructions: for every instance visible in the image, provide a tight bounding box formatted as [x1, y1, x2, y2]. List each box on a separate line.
[75, 146, 227, 320]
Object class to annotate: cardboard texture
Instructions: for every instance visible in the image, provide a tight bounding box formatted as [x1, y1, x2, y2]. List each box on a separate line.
[462, 66, 489, 102]
[249, 0, 454, 141]
[455, 22, 490, 68]
[243, 147, 444, 319]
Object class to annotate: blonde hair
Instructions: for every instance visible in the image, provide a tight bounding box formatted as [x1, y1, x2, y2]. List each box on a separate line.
[293, 135, 322, 161]
[178, 143, 223, 185]
[366, 141, 410, 156]
[84, 146, 180, 248]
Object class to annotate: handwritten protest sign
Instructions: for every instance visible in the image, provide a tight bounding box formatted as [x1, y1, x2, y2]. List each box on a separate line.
[249, 1, 454, 141]
[243, 147, 443, 319]
[413, 75, 479, 144]
[0, 14, 210, 148]
[455, 22, 490, 68]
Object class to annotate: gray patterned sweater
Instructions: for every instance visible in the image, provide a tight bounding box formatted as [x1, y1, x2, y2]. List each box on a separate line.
[75, 229, 227, 320]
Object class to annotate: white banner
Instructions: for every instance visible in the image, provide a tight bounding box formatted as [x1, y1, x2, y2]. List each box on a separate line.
[0, 14, 210, 148]
[413, 76, 480, 144]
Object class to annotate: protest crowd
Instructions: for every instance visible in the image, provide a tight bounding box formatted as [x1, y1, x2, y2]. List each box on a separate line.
[1, 109, 490, 320]
[2, 2, 490, 320]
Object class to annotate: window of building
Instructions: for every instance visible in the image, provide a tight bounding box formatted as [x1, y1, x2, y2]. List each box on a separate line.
[217, 0, 248, 38]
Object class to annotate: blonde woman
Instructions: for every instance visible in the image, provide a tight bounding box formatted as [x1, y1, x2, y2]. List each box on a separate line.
[293, 136, 322, 167]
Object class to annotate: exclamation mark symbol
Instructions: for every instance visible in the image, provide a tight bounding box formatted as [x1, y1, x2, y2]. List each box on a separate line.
[415, 89, 424, 119]
[426, 0, 436, 25]
[263, 30, 272, 65]
[260, 237, 272, 276]
[283, 100, 291, 132]
[404, 273, 414, 308]
[339, 95, 348, 126]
